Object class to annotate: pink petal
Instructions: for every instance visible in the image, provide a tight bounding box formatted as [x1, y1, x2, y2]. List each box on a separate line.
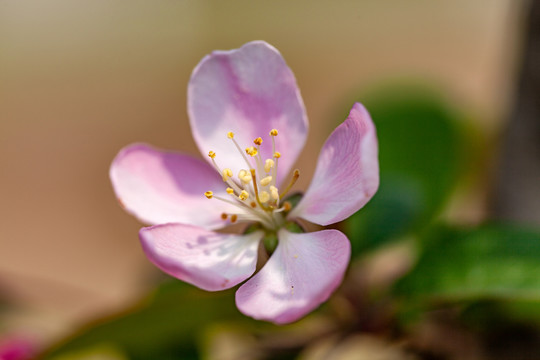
[289, 103, 379, 226]
[235, 229, 350, 324]
[188, 41, 308, 184]
[139, 223, 263, 291]
[110, 143, 237, 229]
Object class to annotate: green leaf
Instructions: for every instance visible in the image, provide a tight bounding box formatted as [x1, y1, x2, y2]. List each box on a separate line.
[42, 281, 251, 360]
[395, 224, 540, 302]
[342, 83, 465, 256]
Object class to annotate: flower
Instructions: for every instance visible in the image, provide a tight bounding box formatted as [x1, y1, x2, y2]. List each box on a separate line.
[110, 41, 379, 324]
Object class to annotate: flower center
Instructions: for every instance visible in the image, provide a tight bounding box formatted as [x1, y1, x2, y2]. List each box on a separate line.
[204, 129, 299, 231]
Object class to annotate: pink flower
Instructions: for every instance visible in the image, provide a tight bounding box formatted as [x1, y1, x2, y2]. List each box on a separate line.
[0, 335, 36, 360]
[110, 41, 379, 324]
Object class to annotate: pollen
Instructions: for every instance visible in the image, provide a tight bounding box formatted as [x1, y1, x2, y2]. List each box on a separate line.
[264, 159, 274, 173]
[269, 185, 279, 200]
[273, 151, 281, 159]
[258, 191, 270, 203]
[238, 169, 252, 184]
[253, 137, 263, 146]
[204, 191, 213, 199]
[239, 190, 249, 201]
[222, 168, 233, 182]
[270, 129, 278, 136]
[227, 131, 234, 139]
[283, 201, 292, 211]
[245, 146, 258, 157]
[208, 151, 216, 159]
[226, 187, 234, 194]
[260, 176, 272, 187]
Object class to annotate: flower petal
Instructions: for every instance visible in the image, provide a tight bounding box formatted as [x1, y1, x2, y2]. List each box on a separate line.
[235, 229, 350, 324]
[140, 223, 263, 291]
[188, 41, 308, 183]
[289, 103, 379, 226]
[110, 143, 237, 229]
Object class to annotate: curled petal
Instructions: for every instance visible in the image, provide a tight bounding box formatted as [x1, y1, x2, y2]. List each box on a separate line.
[289, 103, 379, 225]
[188, 41, 308, 184]
[235, 229, 350, 324]
[110, 143, 237, 229]
[140, 223, 263, 291]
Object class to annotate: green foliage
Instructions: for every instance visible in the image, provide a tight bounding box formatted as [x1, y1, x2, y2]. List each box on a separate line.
[42, 281, 251, 360]
[395, 224, 540, 302]
[343, 84, 465, 256]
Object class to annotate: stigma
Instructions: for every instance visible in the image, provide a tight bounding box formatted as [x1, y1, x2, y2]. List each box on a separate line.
[203, 129, 299, 230]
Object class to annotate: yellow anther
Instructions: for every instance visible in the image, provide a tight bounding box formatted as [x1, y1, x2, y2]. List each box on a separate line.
[226, 187, 234, 194]
[258, 191, 270, 203]
[260, 176, 272, 187]
[238, 169, 252, 184]
[269, 185, 279, 200]
[221, 213, 228, 220]
[208, 151, 216, 159]
[270, 129, 278, 136]
[273, 152, 281, 159]
[254, 137, 263, 146]
[245, 146, 258, 157]
[222, 168, 233, 182]
[230, 214, 238, 223]
[264, 159, 275, 173]
[204, 191, 213, 199]
[227, 131, 234, 139]
[239, 190, 249, 201]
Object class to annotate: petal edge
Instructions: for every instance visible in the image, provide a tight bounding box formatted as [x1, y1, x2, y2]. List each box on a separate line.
[289, 103, 379, 225]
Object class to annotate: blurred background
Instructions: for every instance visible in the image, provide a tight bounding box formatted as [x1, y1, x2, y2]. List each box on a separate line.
[1, 0, 539, 359]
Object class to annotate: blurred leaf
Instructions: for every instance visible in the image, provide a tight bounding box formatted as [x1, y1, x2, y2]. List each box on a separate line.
[342, 84, 465, 256]
[50, 344, 128, 360]
[395, 224, 540, 302]
[42, 281, 250, 360]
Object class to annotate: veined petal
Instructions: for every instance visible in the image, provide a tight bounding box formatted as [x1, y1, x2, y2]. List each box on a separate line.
[235, 229, 350, 324]
[140, 223, 263, 291]
[289, 103, 379, 226]
[110, 143, 237, 229]
[188, 41, 308, 183]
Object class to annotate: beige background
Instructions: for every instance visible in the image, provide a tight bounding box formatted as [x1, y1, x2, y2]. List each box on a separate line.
[0, 0, 523, 343]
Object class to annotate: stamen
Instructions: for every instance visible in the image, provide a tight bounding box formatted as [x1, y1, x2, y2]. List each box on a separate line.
[253, 137, 263, 146]
[228, 133, 253, 170]
[271, 133, 279, 187]
[226, 188, 234, 195]
[238, 169, 252, 184]
[279, 169, 300, 200]
[274, 201, 292, 213]
[230, 214, 238, 223]
[260, 176, 272, 187]
[239, 190, 249, 201]
[208, 151, 216, 159]
[283, 201, 292, 211]
[259, 191, 270, 203]
[250, 168, 267, 210]
[204, 191, 213, 199]
[222, 168, 233, 182]
[227, 132, 234, 139]
[245, 146, 258, 157]
[221, 213, 228, 220]
[264, 159, 274, 173]
[250, 201, 257, 208]
[269, 185, 279, 200]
